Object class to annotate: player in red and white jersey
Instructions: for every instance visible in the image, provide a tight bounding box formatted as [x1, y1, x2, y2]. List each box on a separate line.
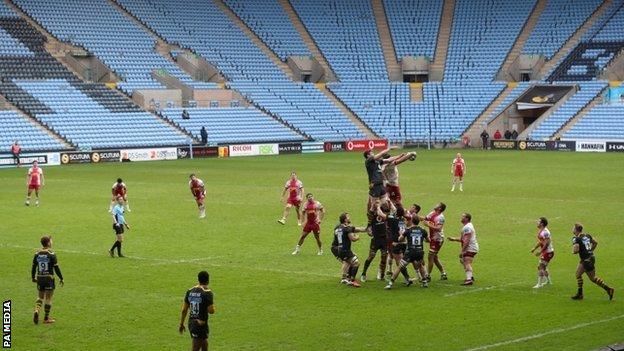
[530, 217, 554, 288]
[419, 203, 448, 281]
[109, 178, 130, 213]
[381, 151, 417, 207]
[189, 174, 206, 219]
[449, 213, 479, 285]
[277, 171, 304, 226]
[451, 153, 466, 192]
[292, 193, 325, 256]
[25, 160, 44, 207]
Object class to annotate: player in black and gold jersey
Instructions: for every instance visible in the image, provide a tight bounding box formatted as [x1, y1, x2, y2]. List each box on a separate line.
[180, 271, 215, 351]
[31, 235, 63, 324]
[571, 223, 615, 301]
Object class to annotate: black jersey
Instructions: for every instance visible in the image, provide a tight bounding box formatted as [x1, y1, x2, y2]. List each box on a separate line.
[404, 226, 427, 252]
[387, 214, 405, 242]
[371, 216, 387, 240]
[573, 234, 594, 260]
[365, 157, 384, 185]
[333, 224, 355, 251]
[32, 250, 58, 276]
[184, 286, 214, 323]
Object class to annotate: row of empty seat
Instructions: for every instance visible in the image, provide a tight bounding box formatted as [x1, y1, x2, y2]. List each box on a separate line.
[0, 110, 66, 151]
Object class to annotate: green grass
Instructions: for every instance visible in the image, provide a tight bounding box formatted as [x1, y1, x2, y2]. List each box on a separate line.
[1, 149, 623, 351]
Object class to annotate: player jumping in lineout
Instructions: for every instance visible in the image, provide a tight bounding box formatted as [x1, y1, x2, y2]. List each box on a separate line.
[110, 178, 130, 212]
[382, 151, 417, 208]
[278, 171, 304, 226]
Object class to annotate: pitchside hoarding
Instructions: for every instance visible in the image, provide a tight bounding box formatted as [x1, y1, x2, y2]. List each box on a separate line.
[0, 153, 59, 168]
[345, 139, 388, 151]
[301, 142, 324, 154]
[278, 143, 302, 155]
[324, 142, 345, 152]
[177, 146, 218, 159]
[606, 142, 624, 152]
[229, 144, 279, 157]
[120, 148, 178, 161]
[575, 141, 606, 153]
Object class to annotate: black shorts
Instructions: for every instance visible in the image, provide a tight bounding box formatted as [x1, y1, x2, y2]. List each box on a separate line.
[581, 256, 595, 272]
[36, 276, 55, 291]
[331, 246, 355, 262]
[368, 183, 386, 198]
[189, 319, 209, 340]
[403, 250, 424, 263]
[113, 223, 124, 235]
[370, 238, 387, 253]
[392, 243, 406, 255]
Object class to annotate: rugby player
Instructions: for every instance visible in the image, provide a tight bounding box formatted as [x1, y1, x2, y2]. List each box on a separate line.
[382, 151, 417, 206]
[109, 178, 130, 212]
[450, 153, 466, 192]
[278, 171, 304, 226]
[179, 271, 215, 351]
[331, 213, 368, 287]
[385, 216, 428, 289]
[570, 223, 614, 300]
[31, 235, 64, 324]
[363, 146, 396, 216]
[386, 206, 412, 284]
[420, 203, 448, 281]
[109, 196, 130, 258]
[25, 160, 44, 207]
[530, 217, 554, 288]
[361, 200, 391, 282]
[448, 213, 479, 285]
[189, 174, 206, 219]
[292, 193, 325, 255]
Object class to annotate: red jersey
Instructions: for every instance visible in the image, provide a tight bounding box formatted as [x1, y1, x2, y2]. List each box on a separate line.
[28, 166, 43, 186]
[453, 157, 465, 172]
[189, 179, 205, 194]
[425, 210, 445, 241]
[11, 144, 20, 154]
[304, 200, 321, 223]
[112, 182, 127, 196]
[285, 179, 303, 201]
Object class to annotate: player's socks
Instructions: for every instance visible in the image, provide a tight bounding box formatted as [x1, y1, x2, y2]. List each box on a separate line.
[591, 276, 609, 290]
[35, 198, 39, 207]
[110, 241, 119, 256]
[466, 270, 473, 282]
[25, 197, 30, 206]
[400, 267, 410, 281]
[362, 259, 372, 276]
[607, 288, 615, 301]
[277, 218, 286, 225]
[33, 299, 42, 324]
[459, 182, 463, 191]
[116, 242, 123, 257]
[44, 304, 51, 321]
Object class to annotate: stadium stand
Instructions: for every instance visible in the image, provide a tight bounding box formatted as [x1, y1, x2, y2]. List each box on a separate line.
[564, 103, 624, 140]
[222, 0, 310, 60]
[530, 82, 607, 140]
[382, 0, 443, 60]
[0, 110, 66, 151]
[161, 107, 304, 144]
[485, 82, 534, 123]
[523, 0, 603, 60]
[290, 0, 388, 81]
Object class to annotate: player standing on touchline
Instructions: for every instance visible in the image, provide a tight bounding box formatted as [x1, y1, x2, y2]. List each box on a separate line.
[25, 160, 44, 207]
[278, 171, 304, 226]
[451, 153, 466, 192]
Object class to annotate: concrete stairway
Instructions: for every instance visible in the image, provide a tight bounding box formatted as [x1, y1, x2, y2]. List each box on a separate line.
[0, 95, 74, 149]
[371, 0, 401, 81]
[462, 84, 516, 147]
[409, 83, 423, 102]
[497, 0, 547, 80]
[213, 0, 295, 80]
[315, 83, 378, 139]
[539, 0, 613, 79]
[552, 86, 607, 139]
[430, 0, 455, 80]
[278, 0, 337, 82]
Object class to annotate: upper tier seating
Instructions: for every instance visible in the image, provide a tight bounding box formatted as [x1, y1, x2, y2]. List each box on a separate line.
[564, 103, 624, 140]
[0, 110, 66, 151]
[383, 0, 443, 60]
[523, 0, 602, 59]
[223, 0, 310, 60]
[290, 0, 387, 81]
[530, 82, 607, 139]
[445, 0, 536, 81]
[161, 107, 304, 144]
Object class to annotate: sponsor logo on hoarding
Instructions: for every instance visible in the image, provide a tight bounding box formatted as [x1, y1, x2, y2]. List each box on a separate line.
[279, 143, 302, 154]
[324, 142, 344, 152]
[229, 144, 278, 157]
[0, 154, 50, 167]
[301, 142, 325, 154]
[177, 148, 190, 159]
[91, 151, 120, 163]
[345, 139, 388, 151]
[547, 141, 575, 151]
[606, 142, 624, 152]
[519, 141, 547, 151]
[61, 152, 90, 164]
[120, 148, 178, 161]
[491, 140, 517, 149]
[576, 141, 606, 152]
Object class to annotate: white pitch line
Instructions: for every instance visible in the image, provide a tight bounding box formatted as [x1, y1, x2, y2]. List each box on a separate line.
[1, 243, 336, 278]
[444, 282, 523, 297]
[464, 314, 624, 351]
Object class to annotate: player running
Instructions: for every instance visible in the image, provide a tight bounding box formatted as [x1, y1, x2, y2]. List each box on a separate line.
[449, 213, 479, 285]
[382, 151, 417, 206]
[31, 235, 64, 324]
[277, 171, 304, 226]
[25, 160, 44, 207]
[361, 200, 391, 282]
[451, 153, 466, 192]
[570, 223, 615, 300]
[179, 271, 215, 351]
[109, 178, 130, 213]
[109, 196, 130, 258]
[189, 174, 206, 219]
[385, 216, 429, 289]
[420, 203, 448, 281]
[331, 213, 368, 287]
[530, 217, 554, 288]
[292, 193, 325, 255]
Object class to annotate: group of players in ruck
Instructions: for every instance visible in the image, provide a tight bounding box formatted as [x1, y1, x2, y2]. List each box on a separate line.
[276, 146, 615, 299]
